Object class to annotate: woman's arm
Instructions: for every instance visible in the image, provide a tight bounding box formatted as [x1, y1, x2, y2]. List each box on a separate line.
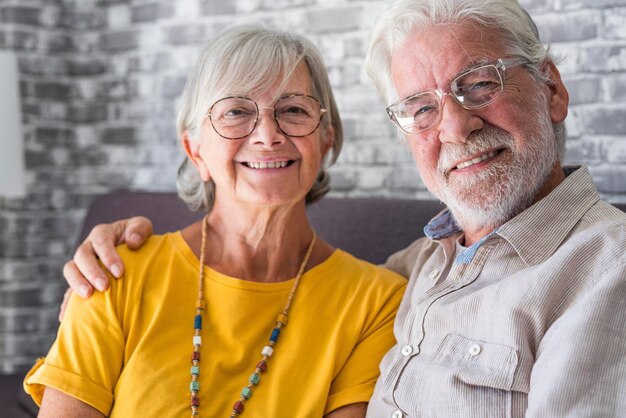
[38, 387, 105, 418]
[324, 402, 367, 418]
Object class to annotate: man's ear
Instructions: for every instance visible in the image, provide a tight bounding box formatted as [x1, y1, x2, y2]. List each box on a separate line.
[181, 131, 211, 182]
[544, 60, 569, 124]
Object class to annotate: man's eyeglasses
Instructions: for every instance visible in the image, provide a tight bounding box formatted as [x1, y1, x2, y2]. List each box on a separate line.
[206, 94, 327, 140]
[386, 58, 528, 135]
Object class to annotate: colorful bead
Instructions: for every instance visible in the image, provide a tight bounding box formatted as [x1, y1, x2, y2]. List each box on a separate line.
[276, 313, 288, 326]
[241, 387, 252, 400]
[191, 395, 200, 407]
[249, 372, 260, 385]
[191, 365, 200, 376]
[192, 351, 201, 361]
[256, 360, 267, 372]
[233, 401, 245, 414]
[193, 335, 202, 346]
[261, 346, 274, 357]
[194, 314, 202, 329]
[190, 381, 199, 391]
[269, 328, 280, 343]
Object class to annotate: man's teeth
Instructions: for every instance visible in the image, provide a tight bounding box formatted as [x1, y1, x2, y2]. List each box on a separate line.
[455, 151, 497, 169]
[246, 161, 289, 169]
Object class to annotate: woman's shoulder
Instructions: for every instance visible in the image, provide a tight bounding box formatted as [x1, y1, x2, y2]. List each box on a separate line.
[317, 249, 408, 290]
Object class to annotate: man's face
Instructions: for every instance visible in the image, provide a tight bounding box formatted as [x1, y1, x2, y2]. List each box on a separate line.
[390, 22, 569, 234]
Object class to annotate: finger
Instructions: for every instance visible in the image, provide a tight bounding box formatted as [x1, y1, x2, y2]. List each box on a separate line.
[63, 260, 94, 299]
[123, 216, 154, 250]
[58, 288, 73, 322]
[73, 239, 111, 290]
[88, 223, 126, 279]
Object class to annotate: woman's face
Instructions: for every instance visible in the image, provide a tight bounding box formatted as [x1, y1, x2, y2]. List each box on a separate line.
[183, 62, 334, 210]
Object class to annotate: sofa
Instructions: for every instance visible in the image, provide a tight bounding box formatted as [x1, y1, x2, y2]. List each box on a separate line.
[2, 191, 625, 416]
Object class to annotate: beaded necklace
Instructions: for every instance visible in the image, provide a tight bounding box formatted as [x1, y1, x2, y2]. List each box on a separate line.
[190, 215, 317, 417]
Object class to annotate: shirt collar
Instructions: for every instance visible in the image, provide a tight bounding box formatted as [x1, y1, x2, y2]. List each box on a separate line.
[496, 166, 599, 265]
[423, 166, 600, 266]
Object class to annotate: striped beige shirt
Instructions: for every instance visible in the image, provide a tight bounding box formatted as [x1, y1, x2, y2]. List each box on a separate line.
[367, 166, 626, 418]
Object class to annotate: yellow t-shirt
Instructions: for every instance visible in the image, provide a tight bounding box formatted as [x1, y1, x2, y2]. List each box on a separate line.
[25, 232, 406, 417]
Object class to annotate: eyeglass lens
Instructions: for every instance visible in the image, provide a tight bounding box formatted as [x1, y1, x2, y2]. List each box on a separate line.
[209, 95, 324, 139]
[391, 64, 504, 134]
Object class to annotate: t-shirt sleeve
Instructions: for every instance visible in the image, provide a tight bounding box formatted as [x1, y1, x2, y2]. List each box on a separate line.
[324, 270, 406, 414]
[23, 281, 125, 416]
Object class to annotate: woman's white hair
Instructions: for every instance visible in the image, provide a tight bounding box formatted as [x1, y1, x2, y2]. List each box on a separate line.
[176, 25, 343, 212]
[366, 0, 566, 155]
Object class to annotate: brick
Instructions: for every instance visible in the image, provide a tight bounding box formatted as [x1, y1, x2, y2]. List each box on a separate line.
[328, 168, 358, 191]
[68, 103, 108, 124]
[581, 44, 626, 72]
[10, 30, 38, 51]
[132, 2, 174, 22]
[46, 32, 75, 53]
[61, 10, 105, 30]
[101, 30, 140, 51]
[1, 6, 40, 26]
[562, 76, 600, 105]
[200, 0, 236, 15]
[386, 166, 425, 192]
[582, 106, 626, 135]
[34, 81, 73, 100]
[260, 0, 313, 10]
[67, 58, 107, 76]
[589, 165, 626, 193]
[605, 137, 626, 163]
[604, 73, 626, 102]
[162, 75, 187, 98]
[305, 6, 363, 33]
[580, 0, 626, 6]
[562, 137, 603, 165]
[19, 56, 68, 76]
[101, 127, 136, 145]
[534, 11, 599, 43]
[165, 24, 206, 45]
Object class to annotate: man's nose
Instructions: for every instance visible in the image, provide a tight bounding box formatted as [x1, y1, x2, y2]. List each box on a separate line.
[436, 95, 484, 144]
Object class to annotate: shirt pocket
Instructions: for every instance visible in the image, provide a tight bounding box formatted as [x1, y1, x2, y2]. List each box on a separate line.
[426, 333, 519, 418]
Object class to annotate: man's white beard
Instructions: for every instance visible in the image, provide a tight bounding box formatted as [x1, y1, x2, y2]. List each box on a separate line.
[429, 103, 559, 233]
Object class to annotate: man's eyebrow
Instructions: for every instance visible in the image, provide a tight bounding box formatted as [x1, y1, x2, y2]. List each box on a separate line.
[456, 58, 492, 74]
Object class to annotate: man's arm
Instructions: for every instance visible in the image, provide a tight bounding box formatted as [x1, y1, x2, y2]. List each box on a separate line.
[38, 387, 105, 418]
[324, 402, 367, 418]
[526, 262, 626, 416]
[63, 216, 153, 298]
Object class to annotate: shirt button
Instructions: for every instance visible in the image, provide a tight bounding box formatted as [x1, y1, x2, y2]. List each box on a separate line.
[468, 343, 481, 356]
[392, 410, 404, 418]
[428, 269, 439, 279]
[401, 345, 413, 356]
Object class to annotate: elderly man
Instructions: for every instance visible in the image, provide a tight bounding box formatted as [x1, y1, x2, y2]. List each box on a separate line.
[61, 0, 625, 416]
[362, 0, 626, 417]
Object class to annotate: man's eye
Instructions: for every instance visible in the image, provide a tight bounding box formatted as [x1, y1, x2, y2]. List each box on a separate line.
[462, 80, 498, 93]
[413, 105, 437, 118]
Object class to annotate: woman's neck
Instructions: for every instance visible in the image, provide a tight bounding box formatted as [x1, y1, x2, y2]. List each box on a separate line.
[182, 200, 332, 283]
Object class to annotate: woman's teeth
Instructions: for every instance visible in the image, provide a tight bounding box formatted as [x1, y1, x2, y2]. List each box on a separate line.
[246, 161, 289, 169]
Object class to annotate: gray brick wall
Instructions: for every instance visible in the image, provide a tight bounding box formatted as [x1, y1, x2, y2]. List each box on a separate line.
[0, 0, 625, 373]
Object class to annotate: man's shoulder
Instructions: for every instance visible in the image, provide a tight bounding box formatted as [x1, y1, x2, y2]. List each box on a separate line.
[383, 236, 436, 278]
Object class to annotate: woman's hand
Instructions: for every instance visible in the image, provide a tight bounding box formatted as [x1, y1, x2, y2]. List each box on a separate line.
[60, 216, 153, 317]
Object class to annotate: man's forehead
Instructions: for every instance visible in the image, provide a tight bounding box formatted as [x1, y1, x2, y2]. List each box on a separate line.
[390, 22, 506, 95]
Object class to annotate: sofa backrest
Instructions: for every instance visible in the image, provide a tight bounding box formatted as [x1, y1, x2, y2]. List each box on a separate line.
[80, 191, 626, 265]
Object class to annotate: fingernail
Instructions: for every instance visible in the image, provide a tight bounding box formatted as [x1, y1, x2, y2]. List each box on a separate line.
[79, 284, 90, 298]
[110, 263, 122, 278]
[95, 278, 108, 291]
[130, 233, 142, 243]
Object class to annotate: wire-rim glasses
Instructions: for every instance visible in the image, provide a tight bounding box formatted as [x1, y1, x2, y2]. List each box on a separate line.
[386, 58, 528, 135]
[206, 94, 327, 140]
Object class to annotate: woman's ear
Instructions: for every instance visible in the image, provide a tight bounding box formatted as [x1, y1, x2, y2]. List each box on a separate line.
[181, 131, 211, 182]
[321, 125, 335, 159]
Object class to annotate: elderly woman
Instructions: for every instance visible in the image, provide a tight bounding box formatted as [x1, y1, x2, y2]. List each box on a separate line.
[24, 26, 406, 418]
